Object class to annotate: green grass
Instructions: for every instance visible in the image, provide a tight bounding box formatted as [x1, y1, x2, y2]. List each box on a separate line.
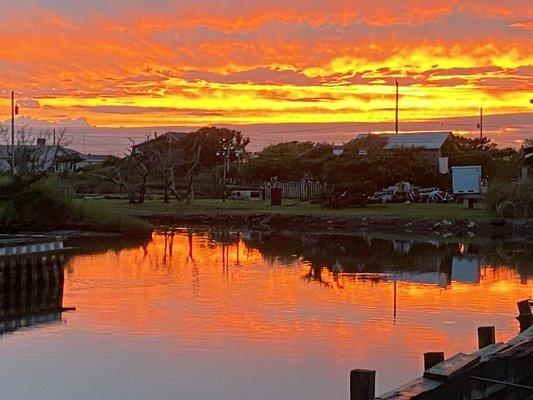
[0, 176, 152, 236]
[73, 202, 152, 235]
[81, 198, 490, 220]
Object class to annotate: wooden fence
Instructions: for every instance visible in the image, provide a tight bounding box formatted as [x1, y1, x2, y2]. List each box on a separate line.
[264, 180, 324, 200]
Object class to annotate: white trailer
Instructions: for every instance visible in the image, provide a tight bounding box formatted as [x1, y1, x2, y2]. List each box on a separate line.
[451, 166, 482, 195]
[451, 166, 482, 209]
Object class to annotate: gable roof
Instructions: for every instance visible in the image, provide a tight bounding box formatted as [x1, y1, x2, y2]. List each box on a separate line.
[132, 131, 192, 151]
[357, 131, 452, 150]
[0, 145, 82, 171]
[83, 154, 114, 162]
[0, 144, 81, 158]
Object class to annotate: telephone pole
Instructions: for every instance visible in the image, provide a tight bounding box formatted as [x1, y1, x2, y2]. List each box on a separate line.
[478, 107, 483, 140]
[11, 91, 15, 177]
[395, 80, 399, 134]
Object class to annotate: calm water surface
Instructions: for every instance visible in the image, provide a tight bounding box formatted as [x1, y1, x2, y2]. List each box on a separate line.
[0, 230, 532, 400]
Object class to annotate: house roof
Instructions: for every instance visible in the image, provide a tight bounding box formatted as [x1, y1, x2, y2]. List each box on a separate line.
[0, 144, 82, 171]
[132, 131, 191, 150]
[83, 154, 113, 162]
[357, 131, 452, 150]
[0, 144, 81, 157]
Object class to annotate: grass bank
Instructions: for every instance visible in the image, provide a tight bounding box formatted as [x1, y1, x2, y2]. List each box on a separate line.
[79, 199, 533, 242]
[0, 177, 151, 236]
[85, 198, 490, 220]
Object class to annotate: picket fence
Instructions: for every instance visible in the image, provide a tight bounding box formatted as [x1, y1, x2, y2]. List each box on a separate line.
[263, 180, 325, 200]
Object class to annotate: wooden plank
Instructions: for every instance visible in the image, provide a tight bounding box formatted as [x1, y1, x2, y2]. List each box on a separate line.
[423, 353, 480, 381]
[478, 342, 511, 361]
[377, 377, 442, 399]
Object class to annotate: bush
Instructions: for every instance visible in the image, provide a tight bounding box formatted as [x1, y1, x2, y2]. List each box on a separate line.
[318, 181, 376, 208]
[0, 175, 151, 235]
[73, 201, 152, 235]
[486, 181, 533, 218]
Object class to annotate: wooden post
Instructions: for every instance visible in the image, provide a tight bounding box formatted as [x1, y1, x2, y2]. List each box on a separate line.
[424, 352, 445, 370]
[516, 300, 533, 332]
[350, 369, 375, 400]
[463, 198, 474, 209]
[478, 326, 495, 349]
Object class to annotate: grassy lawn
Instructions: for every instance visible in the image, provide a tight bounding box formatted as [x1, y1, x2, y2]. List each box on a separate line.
[82, 198, 490, 220]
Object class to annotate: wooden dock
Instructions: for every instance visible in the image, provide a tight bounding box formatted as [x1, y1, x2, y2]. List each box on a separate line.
[0, 235, 74, 335]
[0, 234, 65, 257]
[350, 300, 533, 400]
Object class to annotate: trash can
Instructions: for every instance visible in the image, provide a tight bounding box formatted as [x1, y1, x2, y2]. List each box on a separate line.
[271, 187, 282, 206]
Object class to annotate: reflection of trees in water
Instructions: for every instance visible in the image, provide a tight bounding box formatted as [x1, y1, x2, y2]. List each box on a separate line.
[479, 243, 533, 273]
[67, 235, 151, 257]
[242, 233, 457, 274]
[240, 232, 533, 282]
[0, 254, 68, 335]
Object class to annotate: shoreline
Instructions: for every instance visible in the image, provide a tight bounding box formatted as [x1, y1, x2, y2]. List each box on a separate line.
[134, 211, 533, 243]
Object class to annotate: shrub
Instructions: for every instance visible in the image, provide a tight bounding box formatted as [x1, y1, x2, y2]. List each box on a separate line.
[318, 181, 376, 208]
[486, 181, 533, 218]
[73, 201, 152, 235]
[0, 175, 151, 235]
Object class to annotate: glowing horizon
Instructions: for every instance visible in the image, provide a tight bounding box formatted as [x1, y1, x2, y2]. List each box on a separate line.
[0, 1, 531, 129]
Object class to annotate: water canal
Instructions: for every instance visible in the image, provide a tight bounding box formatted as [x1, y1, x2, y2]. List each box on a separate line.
[0, 230, 531, 400]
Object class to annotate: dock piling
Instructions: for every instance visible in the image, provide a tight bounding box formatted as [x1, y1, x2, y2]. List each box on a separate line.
[424, 352, 445, 370]
[516, 300, 533, 332]
[477, 326, 495, 349]
[350, 369, 375, 400]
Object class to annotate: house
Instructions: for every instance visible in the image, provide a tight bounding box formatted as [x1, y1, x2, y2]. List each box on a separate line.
[332, 145, 344, 156]
[356, 131, 454, 165]
[132, 131, 191, 156]
[75, 154, 114, 170]
[0, 140, 83, 174]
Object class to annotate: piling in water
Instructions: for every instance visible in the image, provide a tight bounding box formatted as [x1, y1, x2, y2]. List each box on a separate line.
[424, 352, 445, 370]
[477, 326, 496, 349]
[350, 369, 375, 400]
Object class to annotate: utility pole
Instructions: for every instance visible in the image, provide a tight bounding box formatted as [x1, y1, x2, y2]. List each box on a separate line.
[218, 134, 244, 202]
[222, 148, 228, 202]
[218, 140, 230, 202]
[395, 80, 399, 134]
[11, 91, 14, 176]
[10, 91, 16, 177]
[478, 107, 483, 140]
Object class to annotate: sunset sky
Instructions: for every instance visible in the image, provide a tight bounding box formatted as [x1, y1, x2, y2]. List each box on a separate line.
[0, 1, 532, 147]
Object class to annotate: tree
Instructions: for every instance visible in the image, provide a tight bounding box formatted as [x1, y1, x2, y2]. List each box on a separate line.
[98, 150, 156, 204]
[179, 127, 249, 201]
[242, 141, 318, 182]
[446, 136, 520, 182]
[138, 135, 184, 203]
[0, 126, 72, 176]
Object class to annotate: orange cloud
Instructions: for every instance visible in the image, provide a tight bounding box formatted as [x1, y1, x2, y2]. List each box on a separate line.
[0, 2, 531, 129]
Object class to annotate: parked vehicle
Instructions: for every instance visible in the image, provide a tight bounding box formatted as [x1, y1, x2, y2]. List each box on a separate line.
[230, 190, 261, 201]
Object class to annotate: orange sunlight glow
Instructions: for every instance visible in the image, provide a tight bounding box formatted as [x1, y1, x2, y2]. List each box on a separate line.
[0, 2, 531, 128]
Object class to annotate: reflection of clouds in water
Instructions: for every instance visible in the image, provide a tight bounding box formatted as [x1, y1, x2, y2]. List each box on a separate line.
[26, 230, 530, 399]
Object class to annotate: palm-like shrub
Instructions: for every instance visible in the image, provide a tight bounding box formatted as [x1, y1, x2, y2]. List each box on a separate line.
[486, 181, 533, 218]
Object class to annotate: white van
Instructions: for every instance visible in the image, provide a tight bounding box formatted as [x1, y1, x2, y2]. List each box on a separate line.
[230, 190, 261, 201]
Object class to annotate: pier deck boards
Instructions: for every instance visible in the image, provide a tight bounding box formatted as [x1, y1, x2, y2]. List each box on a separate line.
[374, 320, 533, 400]
[423, 353, 480, 381]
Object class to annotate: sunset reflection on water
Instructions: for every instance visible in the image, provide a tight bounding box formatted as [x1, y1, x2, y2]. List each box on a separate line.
[0, 230, 531, 400]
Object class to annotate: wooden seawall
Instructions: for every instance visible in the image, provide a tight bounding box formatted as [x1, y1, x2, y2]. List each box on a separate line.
[0, 235, 74, 335]
[350, 300, 533, 400]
